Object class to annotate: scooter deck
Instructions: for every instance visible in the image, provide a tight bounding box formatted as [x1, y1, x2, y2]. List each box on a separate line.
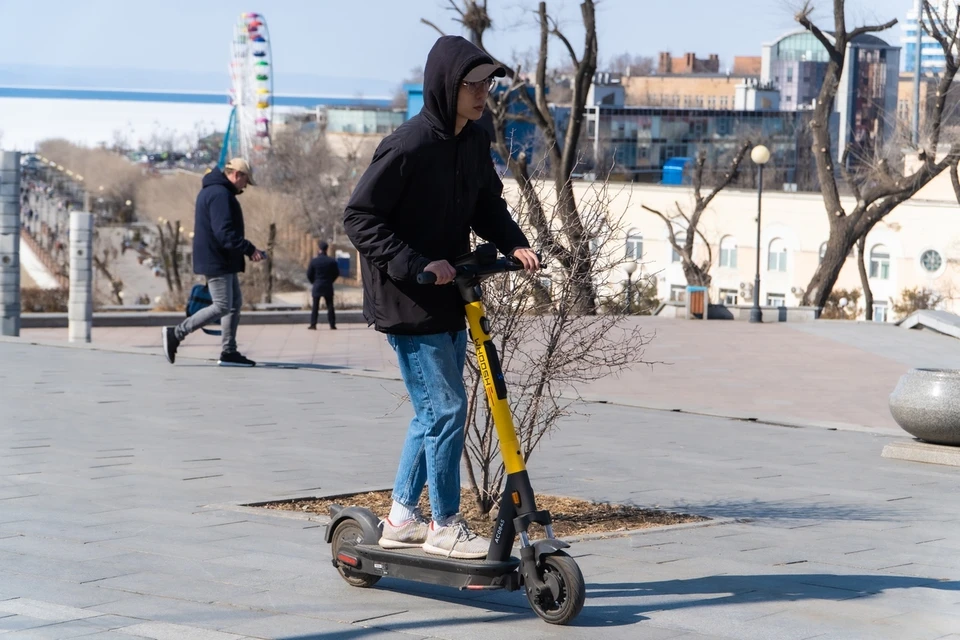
[355, 544, 520, 575]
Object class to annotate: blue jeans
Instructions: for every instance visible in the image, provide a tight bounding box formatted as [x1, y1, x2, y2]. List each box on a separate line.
[387, 330, 468, 522]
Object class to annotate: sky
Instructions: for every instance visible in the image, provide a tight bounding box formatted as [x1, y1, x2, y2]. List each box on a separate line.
[0, 0, 916, 94]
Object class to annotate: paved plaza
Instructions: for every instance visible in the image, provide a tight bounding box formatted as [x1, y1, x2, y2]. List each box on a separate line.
[1, 317, 959, 638]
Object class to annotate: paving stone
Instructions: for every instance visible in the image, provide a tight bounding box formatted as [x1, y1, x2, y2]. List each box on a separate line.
[2, 331, 960, 640]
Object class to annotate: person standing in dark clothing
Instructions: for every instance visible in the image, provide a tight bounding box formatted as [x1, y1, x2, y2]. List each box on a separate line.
[343, 35, 539, 559]
[307, 241, 340, 330]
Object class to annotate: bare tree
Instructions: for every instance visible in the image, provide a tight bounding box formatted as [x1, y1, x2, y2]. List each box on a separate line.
[91, 231, 124, 306]
[606, 52, 654, 76]
[461, 178, 655, 516]
[796, 0, 960, 311]
[855, 234, 874, 320]
[261, 128, 371, 242]
[155, 219, 185, 294]
[641, 143, 751, 288]
[818, 287, 861, 320]
[893, 286, 944, 318]
[424, 0, 600, 314]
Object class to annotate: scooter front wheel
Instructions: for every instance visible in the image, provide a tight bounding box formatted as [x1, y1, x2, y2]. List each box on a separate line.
[526, 551, 585, 625]
[331, 519, 380, 588]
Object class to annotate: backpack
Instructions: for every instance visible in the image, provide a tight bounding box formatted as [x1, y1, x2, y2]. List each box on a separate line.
[186, 283, 222, 336]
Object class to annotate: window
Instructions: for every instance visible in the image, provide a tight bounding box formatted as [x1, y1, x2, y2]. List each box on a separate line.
[589, 237, 600, 256]
[670, 285, 687, 302]
[767, 293, 786, 307]
[720, 96, 729, 109]
[672, 233, 686, 263]
[873, 301, 888, 323]
[786, 67, 794, 83]
[625, 231, 643, 260]
[768, 238, 788, 272]
[720, 288, 739, 305]
[719, 236, 738, 268]
[920, 249, 943, 273]
[819, 242, 827, 264]
[869, 244, 890, 280]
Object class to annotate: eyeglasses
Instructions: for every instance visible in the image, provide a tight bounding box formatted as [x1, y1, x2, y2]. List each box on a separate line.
[461, 78, 497, 94]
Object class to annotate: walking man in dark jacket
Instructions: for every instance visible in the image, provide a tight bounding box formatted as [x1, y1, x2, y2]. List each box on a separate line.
[307, 241, 340, 330]
[162, 158, 266, 367]
[344, 36, 539, 559]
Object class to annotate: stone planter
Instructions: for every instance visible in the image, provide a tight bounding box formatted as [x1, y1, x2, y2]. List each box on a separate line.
[889, 368, 960, 446]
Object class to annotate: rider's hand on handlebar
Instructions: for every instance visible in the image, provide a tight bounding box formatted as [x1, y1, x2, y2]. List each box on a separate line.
[511, 247, 540, 273]
[423, 260, 457, 285]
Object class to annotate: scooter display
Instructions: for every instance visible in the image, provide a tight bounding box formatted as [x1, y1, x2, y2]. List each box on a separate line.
[325, 243, 585, 625]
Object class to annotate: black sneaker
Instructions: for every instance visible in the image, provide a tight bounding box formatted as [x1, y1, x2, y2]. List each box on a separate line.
[218, 351, 256, 367]
[162, 327, 180, 364]
[307, 325, 316, 330]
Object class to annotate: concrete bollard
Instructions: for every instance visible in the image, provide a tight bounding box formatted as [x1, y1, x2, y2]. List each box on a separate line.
[68, 211, 93, 343]
[0, 151, 20, 337]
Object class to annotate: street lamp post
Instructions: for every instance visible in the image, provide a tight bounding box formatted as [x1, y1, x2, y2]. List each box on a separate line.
[749, 144, 771, 324]
[624, 260, 638, 313]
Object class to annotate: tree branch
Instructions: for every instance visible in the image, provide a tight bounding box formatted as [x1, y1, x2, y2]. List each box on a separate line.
[849, 18, 898, 41]
[642, 204, 681, 255]
[839, 148, 864, 205]
[420, 17, 447, 37]
[697, 141, 751, 213]
[796, 1, 842, 64]
[951, 161, 960, 207]
[547, 15, 580, 68]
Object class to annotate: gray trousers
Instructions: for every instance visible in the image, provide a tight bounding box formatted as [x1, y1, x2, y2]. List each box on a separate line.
[175, 273, 242, 354]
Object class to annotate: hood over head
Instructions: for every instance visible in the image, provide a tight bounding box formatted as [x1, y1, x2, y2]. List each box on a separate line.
[421, 35, 505, 137]
[202, 167, 239, 194]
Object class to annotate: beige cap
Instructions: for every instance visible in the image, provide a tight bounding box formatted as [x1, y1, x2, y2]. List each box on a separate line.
[463, 62, 505, 83]
[224, 157, 255, 185]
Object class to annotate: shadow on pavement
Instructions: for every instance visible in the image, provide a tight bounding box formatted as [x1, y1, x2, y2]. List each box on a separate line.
[276, 573, 958, 636]
[576, 573, 959, 623]
[258, 362, 350, 371]
[170, 361, 350, 370]
[668, 498, 919, 522]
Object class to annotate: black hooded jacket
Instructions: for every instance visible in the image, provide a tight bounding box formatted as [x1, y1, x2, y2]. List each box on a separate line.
[343, 36, 530, 335]
[192, 168, 256, 277]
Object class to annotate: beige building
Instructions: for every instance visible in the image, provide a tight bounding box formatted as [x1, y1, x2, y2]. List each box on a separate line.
[622, 74, 754, 109]
[515, 172, 960, 322]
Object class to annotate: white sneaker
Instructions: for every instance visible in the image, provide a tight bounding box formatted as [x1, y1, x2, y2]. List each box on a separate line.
[379, 509, 430, 549]
[422, 516, 489, 559]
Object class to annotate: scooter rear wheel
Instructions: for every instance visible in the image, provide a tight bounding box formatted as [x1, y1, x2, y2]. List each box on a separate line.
[331, 519, 380, 588]
[525, 551, 585, 625]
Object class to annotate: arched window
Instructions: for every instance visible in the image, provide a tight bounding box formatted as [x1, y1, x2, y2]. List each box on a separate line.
[719, 235, 738, 268]
[869, 244, 890, 279]
[819, 242, 828, 264]
[767, 238, 787, 272]
[625, 230, 643, 260]
[672, 233, 686, 263]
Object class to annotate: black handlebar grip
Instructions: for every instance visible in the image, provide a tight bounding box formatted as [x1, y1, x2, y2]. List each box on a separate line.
[417, 272, 438, 285]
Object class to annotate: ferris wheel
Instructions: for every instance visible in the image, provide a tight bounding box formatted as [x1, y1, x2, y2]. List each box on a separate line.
[225, 12, 273, 167]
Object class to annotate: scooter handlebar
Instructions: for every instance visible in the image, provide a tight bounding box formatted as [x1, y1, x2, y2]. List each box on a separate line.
[416, 255, 531, 285]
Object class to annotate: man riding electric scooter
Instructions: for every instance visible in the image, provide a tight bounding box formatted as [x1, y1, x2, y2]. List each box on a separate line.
[343, 35, 539, 559]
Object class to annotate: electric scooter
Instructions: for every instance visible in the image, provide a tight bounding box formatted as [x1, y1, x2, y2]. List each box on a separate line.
[325, 243, 585, 625]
